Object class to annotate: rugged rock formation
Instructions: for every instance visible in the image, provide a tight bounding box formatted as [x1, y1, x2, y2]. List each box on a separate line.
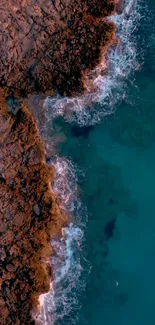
[0, 0, 116, 323]
[0, 89, 67, 324]
[0, 0, 115, 96]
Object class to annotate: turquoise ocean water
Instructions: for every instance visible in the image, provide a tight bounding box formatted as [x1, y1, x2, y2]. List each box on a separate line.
[37, 0, 155, 324]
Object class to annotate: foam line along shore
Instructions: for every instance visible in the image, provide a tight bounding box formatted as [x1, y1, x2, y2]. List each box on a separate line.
[44, 0, 141, 126]
[0, 1, 123, 324]
[34, 2, 142, 321]
[0, 89, 68, 324]
[36, 157, 87, 325]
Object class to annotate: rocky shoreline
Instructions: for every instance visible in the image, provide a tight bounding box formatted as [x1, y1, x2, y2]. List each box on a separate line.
[0, 0, 116, 323]
[0, 88, 68, 324]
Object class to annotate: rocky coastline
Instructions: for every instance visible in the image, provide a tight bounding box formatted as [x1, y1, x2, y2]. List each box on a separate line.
[0, 0, 116, 323]
[0, 88, 68, 324]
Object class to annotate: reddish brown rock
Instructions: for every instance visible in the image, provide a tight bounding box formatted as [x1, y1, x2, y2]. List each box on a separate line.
[0, 88, 67, 324]
[0, 0, 115, 96]
[0, 1, 116, 323]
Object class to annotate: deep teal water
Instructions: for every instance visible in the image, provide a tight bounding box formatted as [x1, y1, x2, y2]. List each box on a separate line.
[49, 0, 155, 324]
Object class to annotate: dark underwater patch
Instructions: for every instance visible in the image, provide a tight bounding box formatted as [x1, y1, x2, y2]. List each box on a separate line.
[104, 218, 116, 240]
[71, 125, 94, 138]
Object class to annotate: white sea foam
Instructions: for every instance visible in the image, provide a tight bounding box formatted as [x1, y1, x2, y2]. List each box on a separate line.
[34, 1, 143, 323]
[51, 158, 79, 214]
[44, 0, 142, 126]
[35, 157, 87, 325]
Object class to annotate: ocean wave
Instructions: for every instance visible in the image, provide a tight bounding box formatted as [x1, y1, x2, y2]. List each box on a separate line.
[35, 157, 88, 325]
[33, 1, 143, 323]
[44, 0, 142, 126]
[51, 157, 79, 214]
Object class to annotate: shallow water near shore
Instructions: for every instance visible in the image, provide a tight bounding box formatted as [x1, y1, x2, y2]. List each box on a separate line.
[48, 0, 155, 324]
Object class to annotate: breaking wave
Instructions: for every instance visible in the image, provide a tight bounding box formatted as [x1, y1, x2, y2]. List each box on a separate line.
[43, 0, 142, 126]
[35, 157, 88, 325]
[33, 1, 144, 323]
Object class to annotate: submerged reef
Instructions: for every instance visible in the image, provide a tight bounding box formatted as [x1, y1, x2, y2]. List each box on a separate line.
[0, 0, 116, 323]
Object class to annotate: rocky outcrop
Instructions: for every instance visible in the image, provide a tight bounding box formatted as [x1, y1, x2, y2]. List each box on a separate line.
[0, 89, 67, 324]
[0, 0, 115, 96]
[0, 0, 116, 323]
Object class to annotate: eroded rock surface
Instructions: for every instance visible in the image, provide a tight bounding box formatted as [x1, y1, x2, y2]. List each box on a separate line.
[0, 0, 115, 96]
[0, 1, 116, 323]
[0, 89, 67, 324]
